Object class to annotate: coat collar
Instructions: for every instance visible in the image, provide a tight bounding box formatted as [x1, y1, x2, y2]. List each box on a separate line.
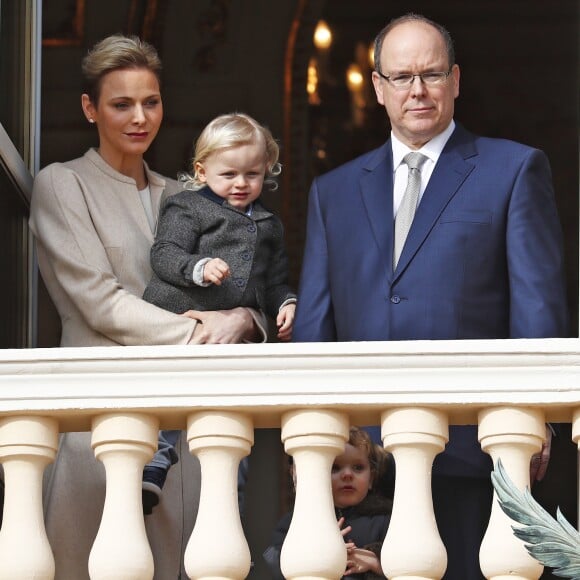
[195, 186, 273, 220]
[359, 124, 478, 283]
[84, 148, 166, 189]
[85, 148, 167, 236]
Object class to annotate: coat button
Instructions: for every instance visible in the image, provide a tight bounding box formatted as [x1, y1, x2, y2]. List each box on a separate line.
[241, 252, 252, 261]
[390, 295, 401, 304]
[247, 224, 256, 233]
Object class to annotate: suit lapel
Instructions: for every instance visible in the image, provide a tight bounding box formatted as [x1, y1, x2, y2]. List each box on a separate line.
[359, 143, 394, 282]
[393, 125, 478, 278]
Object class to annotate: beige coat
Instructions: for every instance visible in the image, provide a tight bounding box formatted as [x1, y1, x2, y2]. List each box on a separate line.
[30, 148, 199, 347]
[30, 149, 202, 579]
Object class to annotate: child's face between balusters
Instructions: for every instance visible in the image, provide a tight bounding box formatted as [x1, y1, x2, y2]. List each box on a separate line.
[331, 443, 373, 509]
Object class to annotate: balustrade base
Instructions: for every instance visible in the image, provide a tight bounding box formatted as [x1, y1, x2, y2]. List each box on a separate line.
[193, 577, 243, 580]
[284, 577, 336, 580]
[387, 576, 434, 580]
[487, 576, 531, 580]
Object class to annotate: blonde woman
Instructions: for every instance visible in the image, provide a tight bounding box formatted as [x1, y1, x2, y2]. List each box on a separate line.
[30, 34, 266, 579]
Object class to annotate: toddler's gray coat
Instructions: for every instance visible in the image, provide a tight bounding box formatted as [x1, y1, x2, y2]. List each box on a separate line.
[143, 186, 295, 318]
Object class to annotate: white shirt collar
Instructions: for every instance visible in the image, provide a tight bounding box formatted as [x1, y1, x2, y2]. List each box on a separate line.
[391, 120, 456, 170]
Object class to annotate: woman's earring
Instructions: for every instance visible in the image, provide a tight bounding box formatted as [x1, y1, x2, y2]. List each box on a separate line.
[88, 118, 95, 124]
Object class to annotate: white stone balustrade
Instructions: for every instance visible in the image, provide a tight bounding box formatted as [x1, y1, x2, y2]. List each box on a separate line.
[381, 407, 448, 580]
[0, 415, 59, 580]
[479, 407, 546, 580]
[280, 409, 349, 580]
[0, 339, 578, 579]
[88, 412, 159, 580]
[185, 411, 254, 579]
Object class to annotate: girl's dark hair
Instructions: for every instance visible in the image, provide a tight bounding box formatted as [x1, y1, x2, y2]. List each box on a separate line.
[347, 426, 392, 489]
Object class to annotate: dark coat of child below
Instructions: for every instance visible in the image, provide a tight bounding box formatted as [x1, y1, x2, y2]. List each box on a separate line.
[263, 493, 392, 580]
[143, 186, 295, 318]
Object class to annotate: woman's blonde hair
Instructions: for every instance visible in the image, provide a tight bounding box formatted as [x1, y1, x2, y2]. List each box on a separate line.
[180, 113, 281, 191]
[82, 34, 162, 105]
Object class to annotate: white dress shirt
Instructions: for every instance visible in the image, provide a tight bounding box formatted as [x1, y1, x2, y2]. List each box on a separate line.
[391, 120, 456, 217]
[138, 185, 155, 232]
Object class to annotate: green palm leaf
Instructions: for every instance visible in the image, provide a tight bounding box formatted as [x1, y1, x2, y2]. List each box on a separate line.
[491, 459, 580, 579]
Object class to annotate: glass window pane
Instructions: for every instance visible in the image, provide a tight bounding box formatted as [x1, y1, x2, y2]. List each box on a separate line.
[0, 1, 27, 157]
[0, 165, 29, 347]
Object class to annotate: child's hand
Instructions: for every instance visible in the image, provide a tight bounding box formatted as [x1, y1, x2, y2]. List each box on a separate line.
[276, 303, 296, 341]
[338, 517, 382, 576]
[337, 516, 353, 539]
[345, 547, 383, 577]
[203, 258, 230, 285]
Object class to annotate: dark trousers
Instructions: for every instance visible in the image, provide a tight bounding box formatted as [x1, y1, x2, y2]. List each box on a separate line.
[432, 474, 493, 580]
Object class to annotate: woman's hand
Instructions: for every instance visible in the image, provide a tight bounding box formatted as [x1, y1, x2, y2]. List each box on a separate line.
[183, 307, 258, 344]
[530, 424, 552, 483]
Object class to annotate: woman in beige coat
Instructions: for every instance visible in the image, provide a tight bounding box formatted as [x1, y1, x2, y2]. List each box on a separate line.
[29, 34, 265, 579]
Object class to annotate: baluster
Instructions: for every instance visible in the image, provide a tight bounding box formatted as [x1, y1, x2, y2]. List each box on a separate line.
[0, 415, 58, 580]
[380, 407, 448, 580]
[479, 407, 545, 580]
[572, 409, 580, 528]
[185, 411, 253, 580]
[89, 412, 159, 580]
[280, 409, 349, 580]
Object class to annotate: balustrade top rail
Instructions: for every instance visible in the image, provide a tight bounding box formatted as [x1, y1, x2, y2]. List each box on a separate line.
[0, 338, 578, 430]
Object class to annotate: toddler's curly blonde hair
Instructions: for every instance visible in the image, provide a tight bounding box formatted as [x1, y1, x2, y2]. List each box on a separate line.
[179, 112, 281, 191]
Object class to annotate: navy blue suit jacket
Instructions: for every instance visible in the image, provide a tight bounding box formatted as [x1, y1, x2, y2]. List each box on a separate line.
[293, 124, 568, 476]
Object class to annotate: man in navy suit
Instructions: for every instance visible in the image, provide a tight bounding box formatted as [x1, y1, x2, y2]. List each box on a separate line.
[293, 13, 568, 579]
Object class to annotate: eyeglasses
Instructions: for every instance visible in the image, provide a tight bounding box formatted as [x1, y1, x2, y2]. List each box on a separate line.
[376, 69, 452, 89]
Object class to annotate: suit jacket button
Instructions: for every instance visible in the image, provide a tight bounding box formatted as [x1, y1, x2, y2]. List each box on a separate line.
[247, 224, 256, 233]
[390, 295, 401, 304]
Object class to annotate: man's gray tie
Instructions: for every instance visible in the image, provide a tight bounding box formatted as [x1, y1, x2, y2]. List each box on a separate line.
[393, 152, 428, 269]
